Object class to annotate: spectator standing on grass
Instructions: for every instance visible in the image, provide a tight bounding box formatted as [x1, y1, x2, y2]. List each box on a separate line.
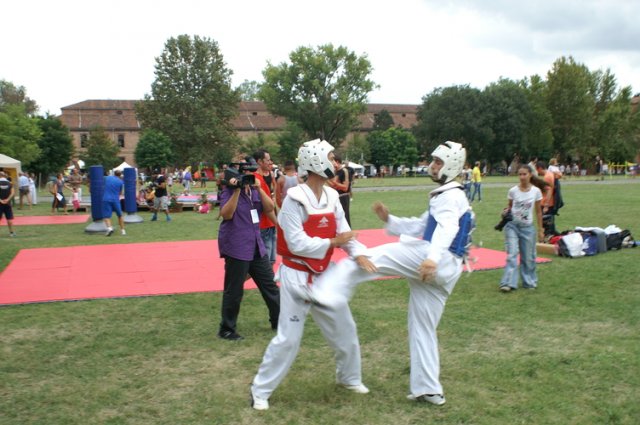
[71, 187, 80, 213]
[18, 172, 31, 210]
[470, 161, 483, 202]
[327, 152, 352, 226]
[311, 141, 473, 407]
[28, 173, 37, 205]
[499, 164, 546, 292]
[51, 173, 67, 215]
[67, 168, 83, 201]
[217, 160, 280, 341]
[151, 172, 171, 222]
[251, 139, 372, 411]
[182, 166, 192, 193]
[103, 170, 125, 236]
[0, 171, 17, 237]
[461, 163, 472, 199]
[253, 149, 277, 265]
[536, 161, 557, 236]
[275, 160, 301, 208]
[595, 155, 604, 181]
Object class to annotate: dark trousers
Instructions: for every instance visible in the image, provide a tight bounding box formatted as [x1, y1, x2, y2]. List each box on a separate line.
[339, 194, 351, 227]
[219, 251, 280, 334]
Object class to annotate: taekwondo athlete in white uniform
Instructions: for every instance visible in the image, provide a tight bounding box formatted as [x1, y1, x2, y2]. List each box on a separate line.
[250, 139, 377, 411]
[313, 141, 474, 406]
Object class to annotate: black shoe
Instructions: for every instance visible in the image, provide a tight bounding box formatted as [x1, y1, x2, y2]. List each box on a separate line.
[218, 330, 244, 341]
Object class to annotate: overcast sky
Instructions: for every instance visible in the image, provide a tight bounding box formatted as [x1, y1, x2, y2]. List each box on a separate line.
[2, 0, 639, 116]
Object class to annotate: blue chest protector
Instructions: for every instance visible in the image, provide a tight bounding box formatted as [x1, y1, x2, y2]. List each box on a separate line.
[423, 210, 475, 257]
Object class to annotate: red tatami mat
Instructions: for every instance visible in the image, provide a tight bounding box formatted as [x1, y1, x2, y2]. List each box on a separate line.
[0, 229, 550, 305]
[8, 214, 91, 226]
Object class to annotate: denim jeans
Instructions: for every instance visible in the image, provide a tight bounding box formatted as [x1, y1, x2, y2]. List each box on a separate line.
[470, 182, 482, 201]
[260, 226, 277, 265]
[500, 221, 537, 289]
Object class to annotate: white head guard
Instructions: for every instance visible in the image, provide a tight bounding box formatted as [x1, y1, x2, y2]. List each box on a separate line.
[297, 138, 335, 179]
[429, 141, 466, 184]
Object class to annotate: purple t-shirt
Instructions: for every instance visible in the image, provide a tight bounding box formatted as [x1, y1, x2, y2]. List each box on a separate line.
[217, 186, 266, 261]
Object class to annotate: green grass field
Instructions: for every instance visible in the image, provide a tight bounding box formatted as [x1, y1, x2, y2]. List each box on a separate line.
[1, 178, 639, 424]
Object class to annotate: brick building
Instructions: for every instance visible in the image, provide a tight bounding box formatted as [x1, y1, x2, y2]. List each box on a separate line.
[59, 100, 418, 167]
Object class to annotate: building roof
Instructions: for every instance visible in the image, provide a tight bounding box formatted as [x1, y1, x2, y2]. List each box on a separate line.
[59, 100, 141, 131]
[59, 99, 418, 132]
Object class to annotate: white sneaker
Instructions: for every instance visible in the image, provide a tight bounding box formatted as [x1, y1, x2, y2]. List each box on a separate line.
[121, 229, 126, 235]
[251, 394, 269, 411]
[339, 383, 370, 394]
[407, 393, 446, 405]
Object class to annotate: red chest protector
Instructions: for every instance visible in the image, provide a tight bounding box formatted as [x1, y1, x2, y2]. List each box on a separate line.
[277, 185, 338, 273]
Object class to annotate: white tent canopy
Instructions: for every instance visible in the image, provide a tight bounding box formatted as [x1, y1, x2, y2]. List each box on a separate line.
[67, 159, 85, 170]
[0, 153, 22, 182]
[347, 161, 364, 171]
[113, 161, 133, 172]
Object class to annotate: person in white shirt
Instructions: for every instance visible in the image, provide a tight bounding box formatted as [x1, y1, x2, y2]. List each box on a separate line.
[499, 164, 547, 292]
[312, 141, 473, 406]
[251, 139, 375, 411]
[18, 172, 31, 210]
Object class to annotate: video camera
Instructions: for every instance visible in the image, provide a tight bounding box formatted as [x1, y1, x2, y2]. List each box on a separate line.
[494, 209, 513, 231]
[223, 161, 258, 189]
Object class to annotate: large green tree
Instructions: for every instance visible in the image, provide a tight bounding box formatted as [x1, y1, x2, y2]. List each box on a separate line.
[0, 80, 38, 116]
[368, 127, 418, 172]
[259, 43, 377, 147]
[344, 133, 370, 165]
[413, 85, 492, 162]
[134, 129, 174, 172]
[30, 115, 73, 180]
[588, 69, 640, 162]
[372, 109, 394, 131]
[80, 127, 121, 170]
[237, 80, 261, 101]
[483, 78, 553, 165]
[276, 123, 307, 163]
[136, 35, 240, 167]
[544, 56, 595, 161]
[0, 104, 42, 166]
[520, 75, 554, 162]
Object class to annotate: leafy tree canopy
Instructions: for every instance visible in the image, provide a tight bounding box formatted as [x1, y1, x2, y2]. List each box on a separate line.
[0, 79, 38, 116]
[136, 34, 241, 167]
[413, 85, 493, 163]
[373, 109, 394, 131]
[368, 127, 418, 169]
[259, 43, 378, 147]
[0, 104, 42, 166]
[237, 80, 261, 101]
[30, 115, 73, 179]
[80, 126, 121, 170]
[134, 129, 174, 172]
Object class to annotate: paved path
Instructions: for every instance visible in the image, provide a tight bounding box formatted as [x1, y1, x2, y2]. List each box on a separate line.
[352, 177, 639, 193]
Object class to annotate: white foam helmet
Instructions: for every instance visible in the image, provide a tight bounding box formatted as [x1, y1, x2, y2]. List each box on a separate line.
[297, 138, 336, 179]
[429, 141, 466, 184]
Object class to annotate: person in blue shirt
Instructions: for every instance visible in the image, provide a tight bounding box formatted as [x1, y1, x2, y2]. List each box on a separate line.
[103, 170, 125, 236]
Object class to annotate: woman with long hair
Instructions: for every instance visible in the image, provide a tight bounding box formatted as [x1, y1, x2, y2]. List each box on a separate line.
[499, 164, 548, 292]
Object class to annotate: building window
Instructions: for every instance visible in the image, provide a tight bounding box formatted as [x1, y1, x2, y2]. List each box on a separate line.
[118, 134, 125, 148]
[80, 134, 88, 148]
[116, 110, 123, 115]
[252, 111, 258, 116]
[401, 113, 406, 117]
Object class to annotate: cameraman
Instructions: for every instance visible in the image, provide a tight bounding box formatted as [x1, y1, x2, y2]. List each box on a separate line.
[217, 161, 280, 341]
